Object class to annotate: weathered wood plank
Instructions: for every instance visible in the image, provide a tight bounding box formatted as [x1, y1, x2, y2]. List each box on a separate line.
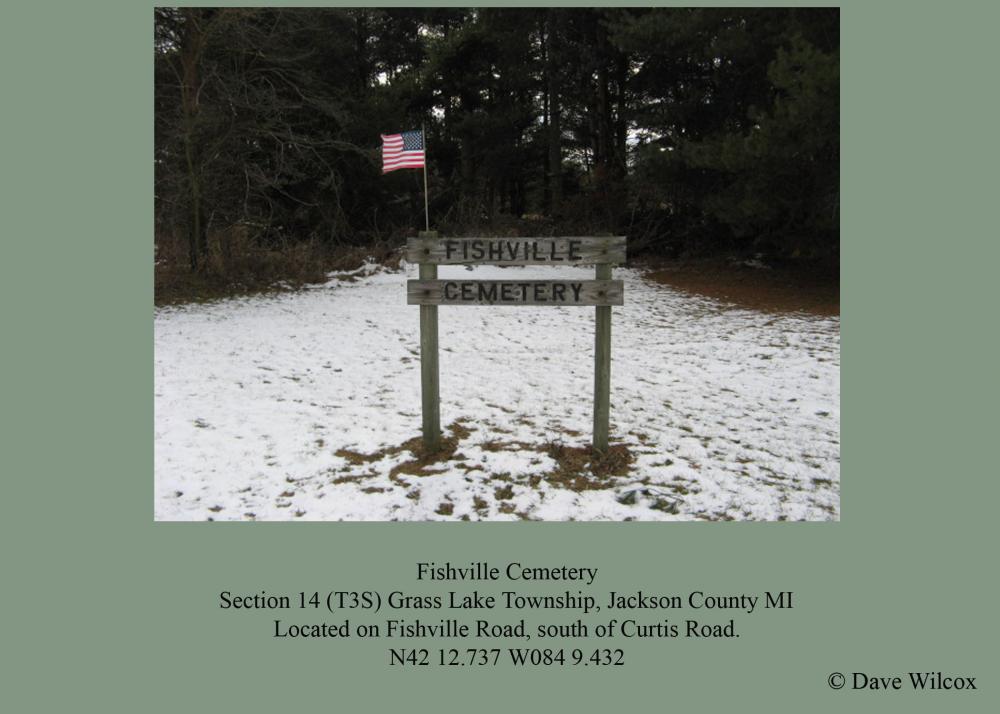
[417, 232, 441, 451]
[405, 236, 626, 266]
[593, 263, 613, 453]
[407, 279, 624, 306]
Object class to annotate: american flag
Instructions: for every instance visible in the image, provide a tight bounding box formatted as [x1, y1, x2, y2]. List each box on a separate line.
[381, 130, 425, 173]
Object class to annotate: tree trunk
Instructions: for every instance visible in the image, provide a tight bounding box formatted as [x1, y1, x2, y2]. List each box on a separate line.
[179, 9, 207, 271]
[539, 17, 550, 210]
[354, 10, 369, 94]
[546, 9, 563, 210]
[614, 49, 628, 179]
[595, 17, 612, 184]
[593, 13, 619, 228]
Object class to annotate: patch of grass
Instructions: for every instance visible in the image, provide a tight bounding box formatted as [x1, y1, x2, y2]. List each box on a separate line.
[329, 423, 637, 497]
[473, 496, 489, 515]
[591, 445, 634, 477]
[334, 448, 385, 465]
[480, 439, 537, 453]
[435, 502, 454, 516]
[334, 421, 474, 480]
[388, 434, 460, 479]
[450, 420, 474, 440]
[332, 473, 368, 484]
[543, 442, 634, 491]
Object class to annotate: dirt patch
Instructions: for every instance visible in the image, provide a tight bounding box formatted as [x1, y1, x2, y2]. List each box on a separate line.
[473, 496, 489, 516]
[335, 421, 474, 481]
[449, 420, 474, 441]
[333, 421, 635, 495]
[332, 474, 366, 484]
[334, 449, 385, 466]
[480, 439, 537, 453]
[544, 442, 634, 491]
[389, 435, 462, 479]
[640, 257, 838, 316]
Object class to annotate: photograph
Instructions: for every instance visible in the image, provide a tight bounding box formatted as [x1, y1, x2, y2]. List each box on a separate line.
[153, 6, 840, 521]
[13, 2, 1000, 712]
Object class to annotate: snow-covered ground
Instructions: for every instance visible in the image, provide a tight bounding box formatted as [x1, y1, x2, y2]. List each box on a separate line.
[155, 262, 840, 521]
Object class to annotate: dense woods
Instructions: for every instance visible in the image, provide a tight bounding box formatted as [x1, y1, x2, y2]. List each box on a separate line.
[154, 7, 839, 295]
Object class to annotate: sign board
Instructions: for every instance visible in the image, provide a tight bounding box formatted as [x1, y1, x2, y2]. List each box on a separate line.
[408, 233, 626, 453]
[406, 236, 626, 266]
[407, 279, 623, 306]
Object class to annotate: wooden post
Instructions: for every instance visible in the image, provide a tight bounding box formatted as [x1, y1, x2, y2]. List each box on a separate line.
[418, 230, 441, 451]
[593, 262, 612, 453]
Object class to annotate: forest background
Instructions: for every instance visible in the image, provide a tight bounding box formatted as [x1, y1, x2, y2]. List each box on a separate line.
[154, 7, 839, 302]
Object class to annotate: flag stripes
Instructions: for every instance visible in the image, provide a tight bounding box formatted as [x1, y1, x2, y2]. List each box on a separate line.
[381, 130, 425, 173]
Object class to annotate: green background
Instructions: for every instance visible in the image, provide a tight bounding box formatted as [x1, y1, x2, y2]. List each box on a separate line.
[3, 1, 997, 711]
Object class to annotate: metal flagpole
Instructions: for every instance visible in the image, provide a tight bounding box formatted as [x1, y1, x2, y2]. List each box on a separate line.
[422, 123, 430, 231]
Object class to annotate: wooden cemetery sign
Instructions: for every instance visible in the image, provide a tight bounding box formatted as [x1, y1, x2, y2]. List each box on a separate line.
[408, 279, 623, 306]
[408, 236, 626, 266]
[406, 233, 626, 453]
